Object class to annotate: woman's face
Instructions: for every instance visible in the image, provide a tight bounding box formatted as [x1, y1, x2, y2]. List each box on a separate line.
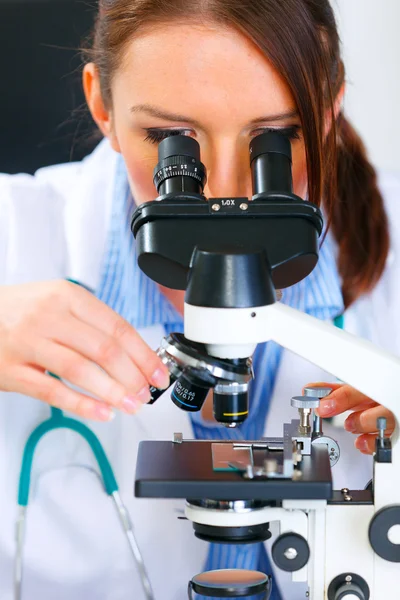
[88, 23, 308, 203]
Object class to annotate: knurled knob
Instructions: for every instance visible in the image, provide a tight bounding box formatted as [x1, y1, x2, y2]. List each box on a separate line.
[304, 386, 333, 399]
[291, 396, 320, 409]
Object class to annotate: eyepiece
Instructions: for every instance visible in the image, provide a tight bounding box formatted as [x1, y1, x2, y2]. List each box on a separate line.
[250, 131, 293, 196]
[153, 135, 207, 196]
[158, 135, 201, 162]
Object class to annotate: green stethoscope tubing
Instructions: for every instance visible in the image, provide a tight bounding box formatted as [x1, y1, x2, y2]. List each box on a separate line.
[15, 279, 154, 600]
[17, 399, 118, 507]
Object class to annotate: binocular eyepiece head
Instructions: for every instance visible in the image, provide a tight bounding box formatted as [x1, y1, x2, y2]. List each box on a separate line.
[153, 131, 293, 198]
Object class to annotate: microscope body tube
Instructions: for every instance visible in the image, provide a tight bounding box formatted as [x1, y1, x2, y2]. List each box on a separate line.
[184, 301, 400, 479]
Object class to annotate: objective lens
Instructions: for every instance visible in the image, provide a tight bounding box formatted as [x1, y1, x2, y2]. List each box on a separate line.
[171, 372, 210, 412]
[250, 131, 293, 196]
[213, 383, 249, 426]
[153, 135, 207, 196]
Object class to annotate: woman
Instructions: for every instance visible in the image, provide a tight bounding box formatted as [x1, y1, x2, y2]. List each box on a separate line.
[0, 1, 398, 599]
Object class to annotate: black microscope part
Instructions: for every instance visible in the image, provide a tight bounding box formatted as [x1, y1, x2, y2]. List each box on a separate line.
[186, 247, 275, 309]
[250, 131, 293, 196]
[327, 573, 370, 600]
[153, 135, 207, 196]
[368, 505, 400, 562]
[189, 570, 272, 599]
[150, 332, 253, 420]
[374, 437, 392, 463]
[271, 533, 310, 572]
[135, 442, 332, 500]
[158, 135, 201, 162]
[132, 131, 323, 291]
[213, 390, 249, 425]
[171, 372, 210, 412]
[148, 375, 176, 404]
[192, 522, 272, 545]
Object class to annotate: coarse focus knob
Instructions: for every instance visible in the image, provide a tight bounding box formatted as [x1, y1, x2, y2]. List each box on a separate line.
[304, 386, 333, 399]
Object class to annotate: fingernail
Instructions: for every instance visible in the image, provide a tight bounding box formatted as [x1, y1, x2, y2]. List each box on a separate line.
[122, 395, 142, 414]
[135, 386, 152, 404]
[96, 405, 115, 421]
[151, 368, 170, 390]
[318, 399, 336, 416]
[344, 416, 356, 432]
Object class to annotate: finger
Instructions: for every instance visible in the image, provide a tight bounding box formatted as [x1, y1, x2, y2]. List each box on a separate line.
[67, 284, 170, 389]
[346, 399, 379, 413]
[344, 406, 395, 434]
[316, 384, 374, 418]
[7, 365, 115, 421]
[355, 432, 394, 455]
[50, 315, 153, 402]
[30, 339, 150, 414]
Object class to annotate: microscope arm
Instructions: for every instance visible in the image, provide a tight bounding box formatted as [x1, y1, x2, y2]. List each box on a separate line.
[184, 301, 400, 464]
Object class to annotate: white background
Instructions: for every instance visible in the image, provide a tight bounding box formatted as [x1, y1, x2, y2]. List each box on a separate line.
[334, 0, 400, 174]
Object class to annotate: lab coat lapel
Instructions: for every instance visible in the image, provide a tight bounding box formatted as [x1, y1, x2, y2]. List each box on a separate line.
[63, 140, 117, 292]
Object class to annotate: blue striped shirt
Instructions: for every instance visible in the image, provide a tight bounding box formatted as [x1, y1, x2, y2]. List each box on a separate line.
[97, 156, 344, 600]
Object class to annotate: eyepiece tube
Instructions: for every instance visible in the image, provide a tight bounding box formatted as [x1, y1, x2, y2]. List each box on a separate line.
[250, 131, 293, 196]
[153, 135, 207, 196]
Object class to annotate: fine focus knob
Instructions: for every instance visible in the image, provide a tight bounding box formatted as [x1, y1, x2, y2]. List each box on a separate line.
[304, 386, 333, 399]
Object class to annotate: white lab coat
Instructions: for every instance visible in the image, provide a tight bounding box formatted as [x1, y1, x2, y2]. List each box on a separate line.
[0, 140, 399, 600]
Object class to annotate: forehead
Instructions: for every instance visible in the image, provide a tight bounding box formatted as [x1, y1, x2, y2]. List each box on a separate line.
[113, 23, 295, 127]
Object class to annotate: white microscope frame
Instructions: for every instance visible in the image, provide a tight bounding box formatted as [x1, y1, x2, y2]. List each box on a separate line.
[184, 301, 400, 600]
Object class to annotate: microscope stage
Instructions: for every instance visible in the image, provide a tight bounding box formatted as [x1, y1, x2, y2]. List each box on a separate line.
[135, 440, 332, 500]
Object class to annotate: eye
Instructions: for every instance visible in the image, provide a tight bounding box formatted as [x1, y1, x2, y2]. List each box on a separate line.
[143, 128, 192, 145]
[252, 126, 302, 141]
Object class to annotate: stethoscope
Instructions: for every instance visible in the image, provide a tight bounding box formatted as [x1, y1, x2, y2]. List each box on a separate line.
[14, 280, 154, 600]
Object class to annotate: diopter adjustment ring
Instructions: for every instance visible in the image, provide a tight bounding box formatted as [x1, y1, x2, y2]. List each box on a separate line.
[153, 155, 207, 192]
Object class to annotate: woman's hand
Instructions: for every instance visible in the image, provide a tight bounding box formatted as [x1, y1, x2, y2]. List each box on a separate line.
[0, 281, 170, 421]
[304, 382, 395, 455]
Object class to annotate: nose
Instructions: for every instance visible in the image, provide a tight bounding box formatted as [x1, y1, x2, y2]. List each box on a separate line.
[201, 139, 253, 201]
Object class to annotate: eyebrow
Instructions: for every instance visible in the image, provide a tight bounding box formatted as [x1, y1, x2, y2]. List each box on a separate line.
[130, 103, 299, 127]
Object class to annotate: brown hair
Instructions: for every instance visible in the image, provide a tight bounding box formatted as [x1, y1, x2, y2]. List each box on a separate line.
[84, 0, 389, 308]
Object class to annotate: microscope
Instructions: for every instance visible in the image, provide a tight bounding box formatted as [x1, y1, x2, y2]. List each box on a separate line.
[130, 132, 400, 599]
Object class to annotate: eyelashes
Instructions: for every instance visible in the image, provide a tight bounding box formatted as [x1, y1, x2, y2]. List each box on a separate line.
[143, 125, 302, 145]
[252, 126, 302, 141]
[143, 129, 191, 144]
